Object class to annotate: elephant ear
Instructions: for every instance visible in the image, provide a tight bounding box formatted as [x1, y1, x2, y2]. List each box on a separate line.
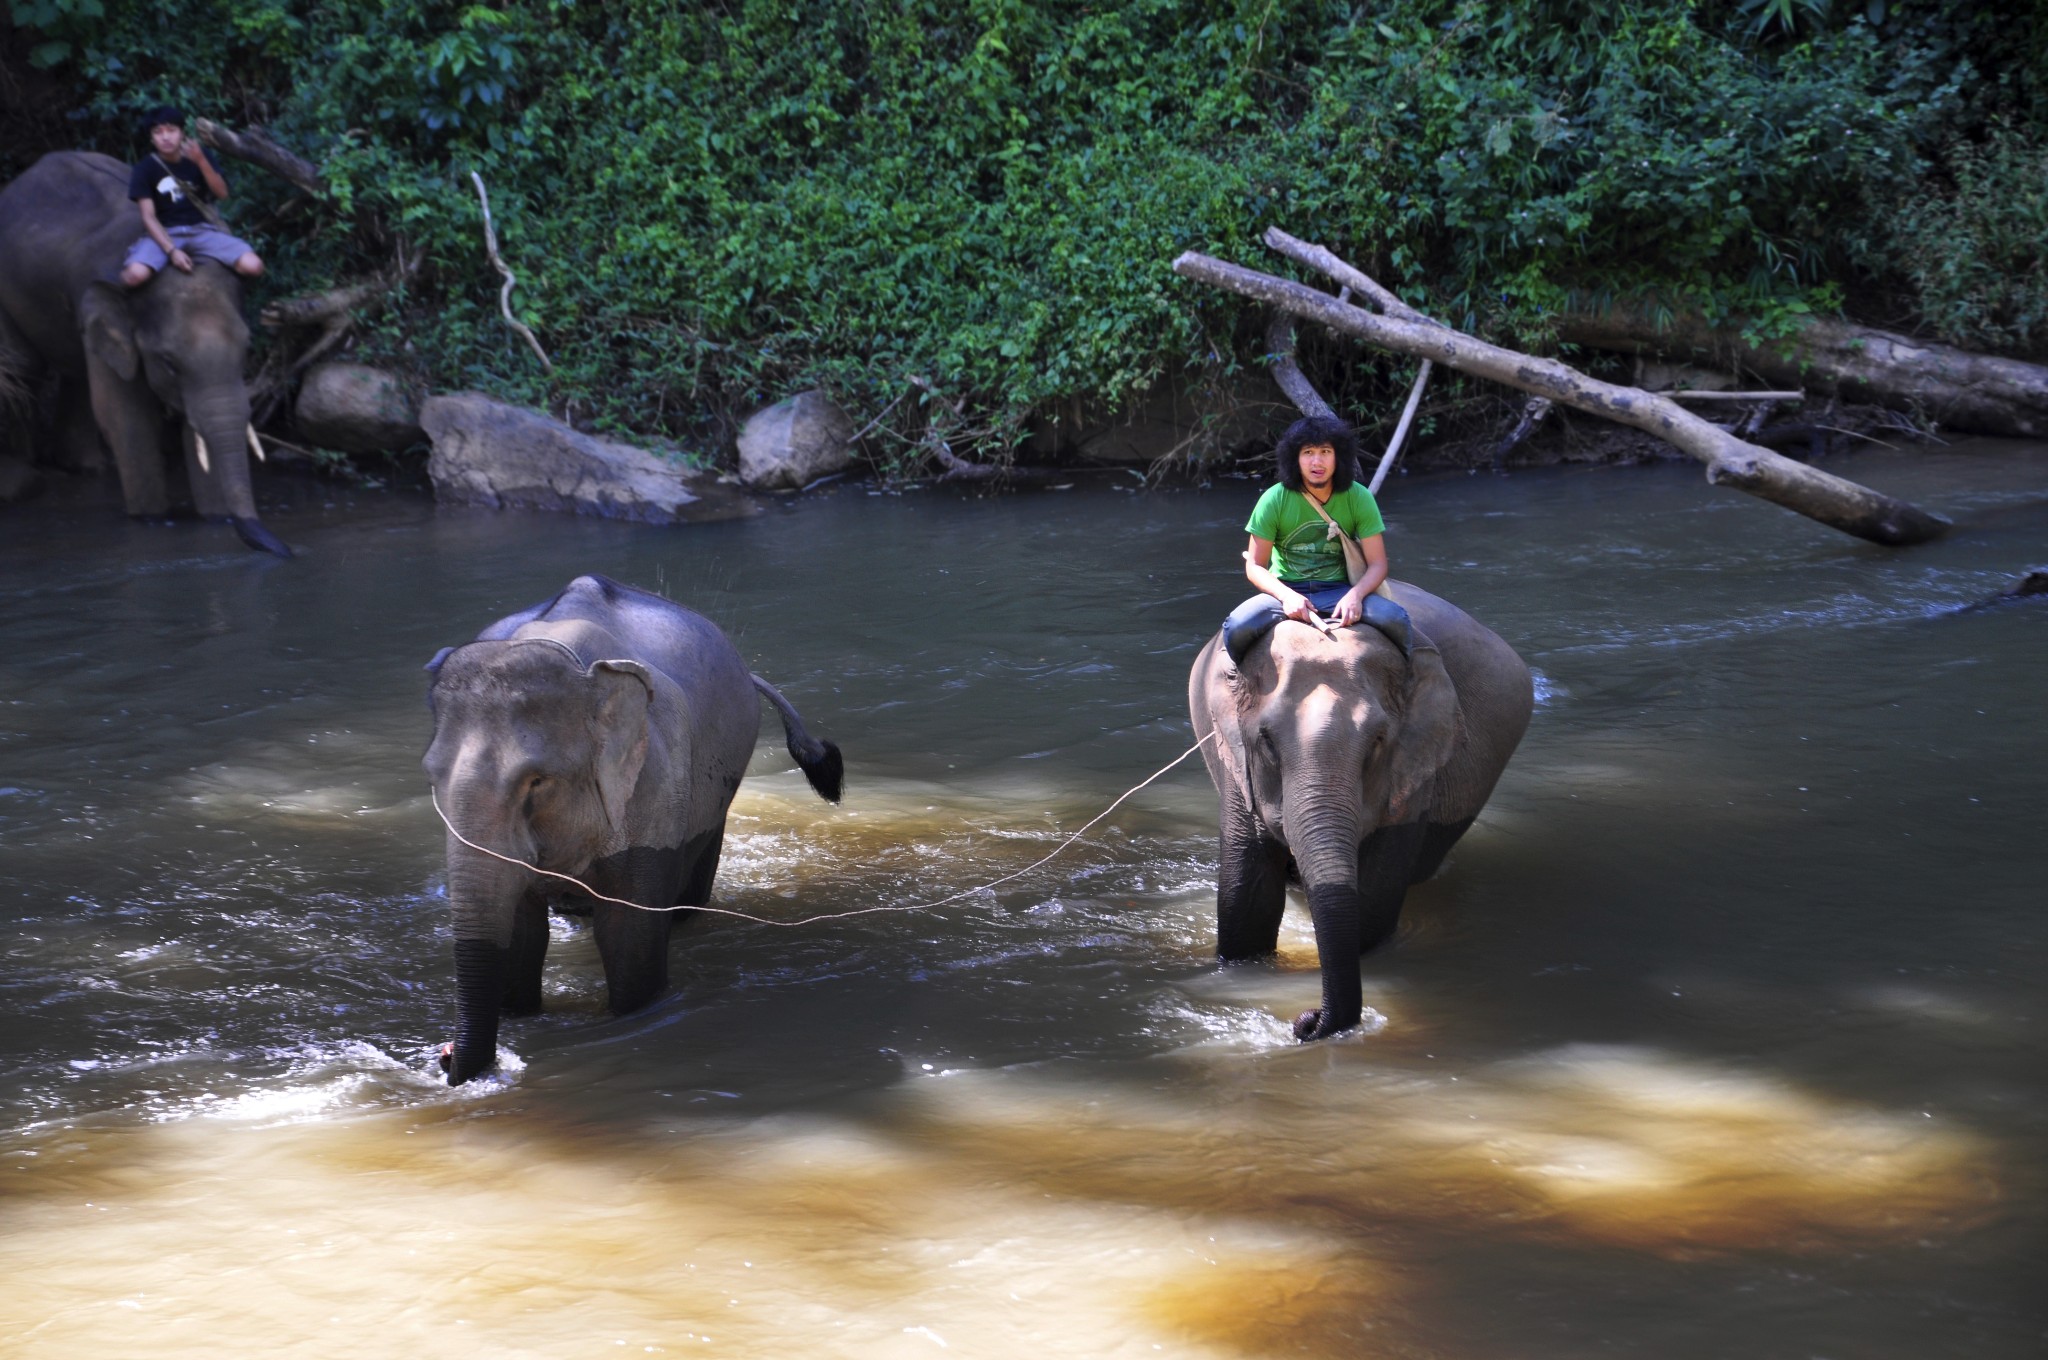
[78, 283, 139, 383]
[1387, 626, 1463, 825]
[588, 659, 654, 833]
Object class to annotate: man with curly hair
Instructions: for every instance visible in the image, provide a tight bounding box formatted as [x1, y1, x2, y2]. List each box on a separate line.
[1222, 413, 1411, 665]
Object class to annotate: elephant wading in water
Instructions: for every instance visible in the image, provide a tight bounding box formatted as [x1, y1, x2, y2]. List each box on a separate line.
[0, 152, 287, 555]
[424, 575, 843, 1084]
[1189, 581, 1532, 1039]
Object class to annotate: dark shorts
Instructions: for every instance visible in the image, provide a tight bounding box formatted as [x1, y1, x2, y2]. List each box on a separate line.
[124, 223, 256, 273]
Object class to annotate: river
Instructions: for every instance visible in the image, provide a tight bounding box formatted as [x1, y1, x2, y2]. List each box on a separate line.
[1, 443, 2042, 1357]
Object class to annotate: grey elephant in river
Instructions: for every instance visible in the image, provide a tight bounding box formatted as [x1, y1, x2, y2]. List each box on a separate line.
[424, 575, 843, 1084]
[1189, 580, 1532, 1039]
[0, 151, 288, 555]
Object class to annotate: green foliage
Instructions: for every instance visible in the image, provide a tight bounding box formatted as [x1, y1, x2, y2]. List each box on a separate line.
[6, 0, 2035, 469]
[1849, 120, 2048, 354]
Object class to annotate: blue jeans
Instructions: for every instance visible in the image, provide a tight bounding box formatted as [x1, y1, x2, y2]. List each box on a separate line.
[1223, 582, 1413, 665]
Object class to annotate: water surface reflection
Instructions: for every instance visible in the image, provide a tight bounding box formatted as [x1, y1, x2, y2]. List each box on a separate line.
[2, 445, 2043, 1355]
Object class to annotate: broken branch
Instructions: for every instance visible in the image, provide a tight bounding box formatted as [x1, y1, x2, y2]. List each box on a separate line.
[194, 118, 326, 197]
[1171, 239, 1949, 546]
[469, 172, 553, 375]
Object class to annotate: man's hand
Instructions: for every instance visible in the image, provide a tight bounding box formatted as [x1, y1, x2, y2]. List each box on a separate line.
[169, 248, 194, 273]
[1281, 591, 1316, 623]
[1332, 589, 1366, 627]
[176, 136, 204, 164]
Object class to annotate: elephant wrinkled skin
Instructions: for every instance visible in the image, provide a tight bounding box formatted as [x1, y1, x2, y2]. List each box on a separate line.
[424, 575, 844, 1084]
[0, 151, 287, 555]
[1189, 580, 1532, 1039]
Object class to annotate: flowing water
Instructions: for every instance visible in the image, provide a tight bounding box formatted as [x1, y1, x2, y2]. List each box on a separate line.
[1, 444, 2043, 1357]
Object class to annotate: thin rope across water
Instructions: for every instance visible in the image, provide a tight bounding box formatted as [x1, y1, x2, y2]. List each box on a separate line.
[428, 731, 1218, 928]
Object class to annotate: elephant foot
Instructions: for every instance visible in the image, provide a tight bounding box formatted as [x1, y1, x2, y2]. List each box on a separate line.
[1292, 1007, 1359, 1041]
[230, 515, 294, 558]
[438, 1042, 454, 1073]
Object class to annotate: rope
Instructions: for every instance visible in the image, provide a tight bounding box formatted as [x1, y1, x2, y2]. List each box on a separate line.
[428, 730, 1218, 928]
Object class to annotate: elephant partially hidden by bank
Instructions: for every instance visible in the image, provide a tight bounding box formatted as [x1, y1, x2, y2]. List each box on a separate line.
[424, 575, 844, 1084]
[0, 151, 287, 555]
[1189, 581, 1532, 1039]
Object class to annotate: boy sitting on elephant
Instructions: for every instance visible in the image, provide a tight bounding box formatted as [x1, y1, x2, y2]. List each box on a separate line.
[1223, 414, 1411, 665]
[118, 105, 264, 289]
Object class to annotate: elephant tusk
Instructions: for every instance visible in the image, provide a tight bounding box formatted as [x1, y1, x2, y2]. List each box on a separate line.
[247, 424, 266, 463]
[192, 431, 210, 474]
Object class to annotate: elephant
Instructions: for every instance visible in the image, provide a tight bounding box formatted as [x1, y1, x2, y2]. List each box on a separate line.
[1188, 580, 1532, 1040]
[0, 151, 288, 555]
[423, 574, 844, 1085]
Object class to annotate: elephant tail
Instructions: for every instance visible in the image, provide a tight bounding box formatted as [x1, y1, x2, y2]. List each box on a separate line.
[750, 673, 844, 803]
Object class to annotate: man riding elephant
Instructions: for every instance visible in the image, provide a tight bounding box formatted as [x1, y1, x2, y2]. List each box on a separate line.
[119, 105, 266, 291]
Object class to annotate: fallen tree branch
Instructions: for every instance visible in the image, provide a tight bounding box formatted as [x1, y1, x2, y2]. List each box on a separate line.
[469, 172, 553, 375]
[1487, 395, 1551, 472]
[1370, 360, 1433, 494]
[1172, 236, 1950, 546]
[1557, 309, 2048, 439]
[259, 280, 393, 331]
[1265, 312, 1334, 418]
[194, 118, 326, 197]
[1665, 389, 1805, 403]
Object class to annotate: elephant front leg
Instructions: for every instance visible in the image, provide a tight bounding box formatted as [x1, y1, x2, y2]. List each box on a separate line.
[591, 846, 683, 1015]
[501, 888, 550, 1016]
[1215, 783, 1288, 961]
[1355, 821, 1429, 954]
[85, 361, 169, 516]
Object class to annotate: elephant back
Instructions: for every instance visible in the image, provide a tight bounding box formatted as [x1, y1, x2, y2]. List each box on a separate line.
[0, 152, 148, 355]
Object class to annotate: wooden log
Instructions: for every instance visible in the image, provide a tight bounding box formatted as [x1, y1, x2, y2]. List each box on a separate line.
[259, 281, 392, 331]
[1264, 312, 1334, 419]
[1666, 390, 1804, 403]
[1557, 309, 2048, 439]
[1369, 359, 1432, 494]
[193, 118, 326, 197]
[1171, 242, 1950, 547]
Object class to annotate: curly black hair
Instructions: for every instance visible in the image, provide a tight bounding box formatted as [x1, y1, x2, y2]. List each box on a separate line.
[1273, 413, 1361, 492]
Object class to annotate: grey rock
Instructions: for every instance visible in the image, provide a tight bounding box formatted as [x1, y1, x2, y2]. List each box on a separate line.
[295, 362, 425, 455]
[737, 390, 856, 489]
[422, 393, 756, 523]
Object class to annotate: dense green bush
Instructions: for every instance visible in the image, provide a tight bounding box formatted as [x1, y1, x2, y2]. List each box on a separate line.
[7, 0, 2035, 468]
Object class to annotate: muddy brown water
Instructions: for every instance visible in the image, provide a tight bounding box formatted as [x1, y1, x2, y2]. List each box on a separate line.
[1, 444, 2043, 1357]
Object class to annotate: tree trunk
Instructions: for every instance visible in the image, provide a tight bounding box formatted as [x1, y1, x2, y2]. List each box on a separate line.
[1556, 310, 2048, 440]
[1172, 232, 1951, 547]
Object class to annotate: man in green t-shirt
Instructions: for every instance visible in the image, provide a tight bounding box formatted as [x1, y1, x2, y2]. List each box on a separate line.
[1222, 414, 1411, 665]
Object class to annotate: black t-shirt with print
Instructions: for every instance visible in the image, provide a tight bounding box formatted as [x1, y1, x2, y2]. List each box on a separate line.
[127, 149, 220, 229]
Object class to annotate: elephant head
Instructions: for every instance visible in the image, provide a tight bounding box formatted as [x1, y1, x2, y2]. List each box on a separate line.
[1204, 618, 1463, 1040]
[422, 638, 657, 1084]
[78, 267, 289, 557]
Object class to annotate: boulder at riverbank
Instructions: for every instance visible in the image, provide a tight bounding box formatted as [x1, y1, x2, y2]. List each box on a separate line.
[295, 362, 425, 455]
[422, 393, 757, 523]
[738, 390, 856, 490]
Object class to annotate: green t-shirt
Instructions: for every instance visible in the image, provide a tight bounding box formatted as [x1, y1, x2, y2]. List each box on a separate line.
[1245, 482, 1386, 582]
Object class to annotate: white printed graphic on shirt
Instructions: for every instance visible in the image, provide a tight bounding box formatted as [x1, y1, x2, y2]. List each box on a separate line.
[157, 175, 186, 202]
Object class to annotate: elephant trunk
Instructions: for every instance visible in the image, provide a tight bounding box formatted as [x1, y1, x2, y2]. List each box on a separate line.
[442, 822, 531, 1086]
[186, 387, 290, 557]
[1298, 882, 1365, 1039]
[448, 936, 508, 1085]
[1284, 764, 1369, 1041]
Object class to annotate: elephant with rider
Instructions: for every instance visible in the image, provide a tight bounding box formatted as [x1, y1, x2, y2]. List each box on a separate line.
[1190, 580, 1532, 1039]
[0, 149, 287, 555]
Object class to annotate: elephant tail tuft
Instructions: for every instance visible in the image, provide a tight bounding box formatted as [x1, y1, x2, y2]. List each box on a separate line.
[799, 740, 845, 804]
[751, 673, 845, 803]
